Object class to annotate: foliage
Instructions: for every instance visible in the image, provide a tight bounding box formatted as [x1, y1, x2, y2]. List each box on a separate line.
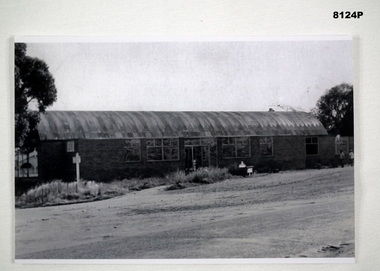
[15, 43, 57, 148]
[15, 180, 108, 208]
[313, 83, 353, 136]
[121, 177, 165, 191]
[255, 160, 282, 173]
[16, 167, 232, 207]
[166, 167, 231, 189]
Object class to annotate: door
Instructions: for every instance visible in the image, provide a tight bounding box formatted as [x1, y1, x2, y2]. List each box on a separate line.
[185, 147, 193, 170]
[185, 146, 210, 171]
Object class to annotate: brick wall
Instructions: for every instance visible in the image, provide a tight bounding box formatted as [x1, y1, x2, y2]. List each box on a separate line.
[319, 136, 336, 166]
[217, 136, 307, 171]
[38, 140, 78, 181]
[38, 135, 337, 182]
[272, 136, 306, 170]
[217, 135, 336, 171]
[78, 139, 184, 182]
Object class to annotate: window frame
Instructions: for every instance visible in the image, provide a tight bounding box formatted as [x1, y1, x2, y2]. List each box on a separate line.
[124, 139, 142, 163]
[221, 136, 251, 159]
[66, 141, 75, 153]
[15, 148, 39, 178]
[146, 138, 180, 162]
[305, 136, 319, 156]
[184, 137, 216, 147]
[259, 136, 274, 157]
[184, 137, 218, 168]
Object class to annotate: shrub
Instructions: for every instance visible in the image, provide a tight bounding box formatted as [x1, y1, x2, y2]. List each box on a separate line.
[255, 160, 282, 173]
[166, 167, 230, 190]
[166, 170, 187, 184]
[227, 163, 240, 176]
[114, 177, 164, 191]
[78, 181, 101, 197]
[16, 180, 110, 208]
[16, 167, 232, 207]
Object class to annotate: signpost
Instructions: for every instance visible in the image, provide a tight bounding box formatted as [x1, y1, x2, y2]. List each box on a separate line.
[247, 166, 254, 176]
[72, 153, 81, 190]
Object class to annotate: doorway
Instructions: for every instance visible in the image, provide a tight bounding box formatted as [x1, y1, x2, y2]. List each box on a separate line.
[185, 146, 212, 171]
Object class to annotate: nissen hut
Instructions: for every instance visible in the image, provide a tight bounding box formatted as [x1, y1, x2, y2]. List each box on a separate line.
[28, 111, 337, 182]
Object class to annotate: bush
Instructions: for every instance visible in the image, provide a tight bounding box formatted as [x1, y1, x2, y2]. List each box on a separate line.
[115, 177, 164, 191]
[165, 170, 187, 184]
[166, 167, 231, 190]
[15, 167, 232, 207]
[255, 160, 282, 173]
[227, 163, 240, 176]
[16, 180, 111, 208]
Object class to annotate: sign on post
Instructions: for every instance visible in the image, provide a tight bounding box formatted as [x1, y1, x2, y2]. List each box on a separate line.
[72, 152, 81, 184]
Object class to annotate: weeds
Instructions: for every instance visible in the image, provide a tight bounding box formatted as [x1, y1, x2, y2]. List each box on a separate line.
[15, 180, 124, 208]
[15, 167, 231, 208]
[165, 167, 231, 189]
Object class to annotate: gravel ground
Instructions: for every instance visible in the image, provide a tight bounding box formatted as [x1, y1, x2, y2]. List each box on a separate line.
[15, 167, 354, 259]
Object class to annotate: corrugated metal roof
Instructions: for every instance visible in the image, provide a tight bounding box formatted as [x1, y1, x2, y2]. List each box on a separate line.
[37, 111, 327, 140]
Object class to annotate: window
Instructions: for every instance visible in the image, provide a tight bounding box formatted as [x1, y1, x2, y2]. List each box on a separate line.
[15, 148, 38, 177]
[185, 138, 217, 168]
[305, 137, 319, 155]
[124, 139, 141, 162]
[222, 137, 250, 158]
[66, 141, 75, 152]
[147, 138, 179, 161]
[184, 138, 216, 146]
[260, 137, 273, 156]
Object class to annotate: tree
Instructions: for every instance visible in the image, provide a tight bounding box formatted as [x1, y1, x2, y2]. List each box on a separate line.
[314, 83, 353, 136]
[15, 43, 57, 149]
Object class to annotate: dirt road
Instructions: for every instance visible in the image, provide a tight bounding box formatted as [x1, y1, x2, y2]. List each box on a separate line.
[15, 167, 354, 259]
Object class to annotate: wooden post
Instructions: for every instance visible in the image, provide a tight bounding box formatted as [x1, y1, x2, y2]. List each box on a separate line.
[72, 153, 81, 190]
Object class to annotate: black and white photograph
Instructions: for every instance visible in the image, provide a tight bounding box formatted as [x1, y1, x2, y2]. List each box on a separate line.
[14, 37, 354, 262]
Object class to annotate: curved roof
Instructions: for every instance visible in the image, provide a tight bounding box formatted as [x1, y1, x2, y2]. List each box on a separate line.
[37, 111, 327, 140]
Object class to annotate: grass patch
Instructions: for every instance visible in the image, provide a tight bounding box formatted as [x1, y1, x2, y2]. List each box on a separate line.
[15, 180, 127, 208]
[165, 167, 231, 190]
[15, 167, 231, 208]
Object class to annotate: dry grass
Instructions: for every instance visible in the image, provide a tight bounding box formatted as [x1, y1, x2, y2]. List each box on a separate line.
[15, 180, 121, 208]
[165, 167, 231, 189]
[15, 167, 231, 208]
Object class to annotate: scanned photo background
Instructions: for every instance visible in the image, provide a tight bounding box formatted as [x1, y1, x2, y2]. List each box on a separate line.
[1, 1, 380, 271]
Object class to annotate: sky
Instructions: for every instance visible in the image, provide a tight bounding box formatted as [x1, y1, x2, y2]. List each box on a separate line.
[24, 38, 353, 112]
